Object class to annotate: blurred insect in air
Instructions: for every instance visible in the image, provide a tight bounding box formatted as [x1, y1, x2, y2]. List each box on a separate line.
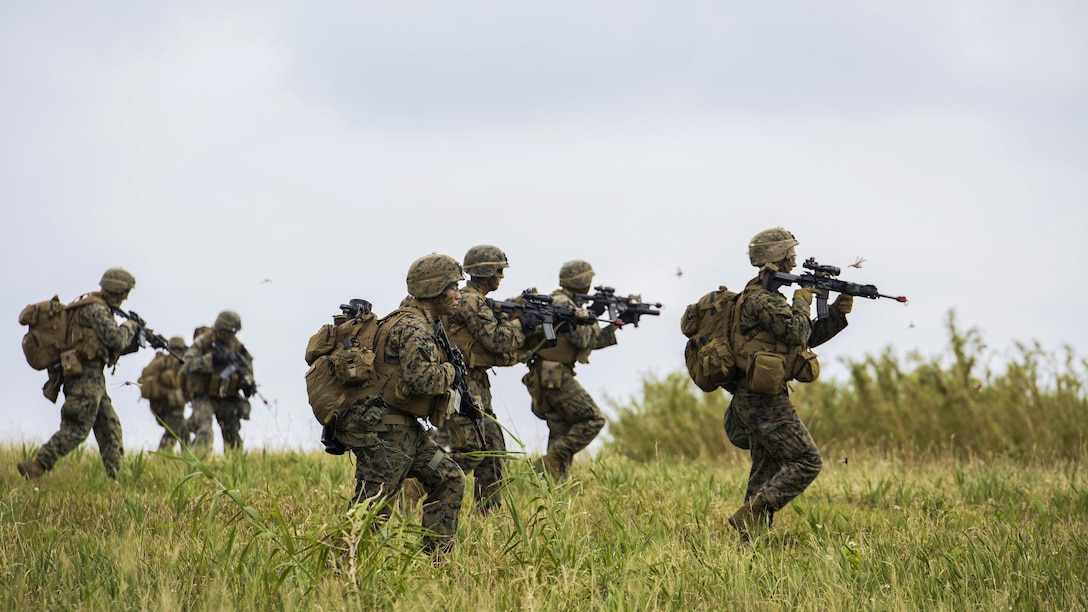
[839, 452, 848, 466]
[675, 267, 683, 280]
[849, 257, 866, 269]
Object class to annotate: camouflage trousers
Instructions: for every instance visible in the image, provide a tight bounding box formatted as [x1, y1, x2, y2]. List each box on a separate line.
[524, 363, 605, 479]
[36, 366, 124, 477]
[189, 395, 250, 451]
[149, 399, 188, 451]
[435, 371, 506, 511]
[336, 402, 465, 552]
[729, 388, 823, 512]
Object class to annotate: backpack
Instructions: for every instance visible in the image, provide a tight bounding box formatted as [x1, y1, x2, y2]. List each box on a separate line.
[18, 296, 69, 370]
[304, 310, 398, 425]
[680, 286, 741, 393]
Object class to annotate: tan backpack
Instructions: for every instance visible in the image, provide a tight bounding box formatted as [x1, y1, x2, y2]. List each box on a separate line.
[680, 286, 742, 393]
[304, 311, 395, 425]
[18, 296, 69, 371]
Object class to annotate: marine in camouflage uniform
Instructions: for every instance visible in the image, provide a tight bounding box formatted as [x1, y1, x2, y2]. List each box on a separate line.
[140, 335, 190, 451]
[435, 245, 532, 513]
[727, 228, 852, 538]
[18, 268, 144, 481]
[181, 311, 255, 452]
[522, 260, 618, 480]
[332, 253, 467, 556]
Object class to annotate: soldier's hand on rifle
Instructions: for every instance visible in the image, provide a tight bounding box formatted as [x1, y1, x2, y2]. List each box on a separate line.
[121, 319, 141, 335]
[792, 288, 815, 312]
[518, 311, 539, 333]
[451, 365, 464, 388]
[573, 307, 592, 322]
[588, 301, 607, 317]
[831, 294, 854, 315]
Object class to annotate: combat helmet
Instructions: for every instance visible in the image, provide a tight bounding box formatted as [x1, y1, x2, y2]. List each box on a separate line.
[214, 310, 242, 333]
[559, 260, 594, 290]
[100, 267, 136, 294]
[407, 254, 464, 299]
[748, 227, 799, 267]
[463, 245, 509, 278]
[168, 336, 187, 351]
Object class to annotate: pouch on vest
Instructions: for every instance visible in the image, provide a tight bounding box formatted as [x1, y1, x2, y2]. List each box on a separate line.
[793, 347, 820, 383]
[539, 360, 564, 389]
[60, 349, 83, 378]
[747, 351, 786, 395]
[522, 370, 549, 420]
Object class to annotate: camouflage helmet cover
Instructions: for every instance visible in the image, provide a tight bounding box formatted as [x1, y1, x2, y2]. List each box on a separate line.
[214, 310, 242, 333]
[559, 259, 594, 289]
[462, 244, 509, 278]
[407, 253, 464, 299]
[748, 227, 799, 266]
[100, 267, 136, 294]
[168, 336, 187, 350]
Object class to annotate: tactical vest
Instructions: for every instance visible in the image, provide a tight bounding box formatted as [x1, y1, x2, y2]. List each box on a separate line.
[185, 329, 251, 398]
[375, 308, 451, 418]
[65, 293, 114, 364]
[732, 284, 820, 393]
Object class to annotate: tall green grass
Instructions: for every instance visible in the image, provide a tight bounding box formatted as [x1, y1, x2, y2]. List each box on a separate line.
[606, 313, 1088, 462]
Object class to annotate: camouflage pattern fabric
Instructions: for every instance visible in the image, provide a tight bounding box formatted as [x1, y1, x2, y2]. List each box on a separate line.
[181, 331, 253, 450]
[730, 276, 829, 514]
[334, 299, 464, 552]
[149, 399, 187, 451]
[35, 300, 137, 477]
[522, 288, 617, 479]
[438, 281, 524, 510]
[188, 396, 249, 450]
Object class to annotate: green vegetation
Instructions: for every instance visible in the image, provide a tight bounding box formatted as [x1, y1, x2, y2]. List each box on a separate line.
[3, 316, 1086, 610]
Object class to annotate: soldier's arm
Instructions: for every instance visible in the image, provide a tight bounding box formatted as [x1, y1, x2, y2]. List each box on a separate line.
[809, 313, 848, 348]
[460, 293, 526, 353]
[750, 290, 812, 346]
[84, 303, 138, 352]
[592, 324, 619, 350]
[395, 319, 457, 397]
[180, 339, 213, 375]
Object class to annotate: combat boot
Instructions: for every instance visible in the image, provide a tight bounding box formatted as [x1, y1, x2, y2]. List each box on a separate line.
[728, 495, 770, 540]
[17, 458, 46, 482]
[532, 453, 565, 481]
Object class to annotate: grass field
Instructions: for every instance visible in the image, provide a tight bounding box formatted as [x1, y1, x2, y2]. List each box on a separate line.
[4, 319, 1087, 610]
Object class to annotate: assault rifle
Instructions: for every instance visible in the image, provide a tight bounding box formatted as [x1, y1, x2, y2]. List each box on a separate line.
[112, 308, 182, 361]
[434, 320, 489, 450]
[486, 290, 598, 343]
[574, 286, 662, 327]
[212, 342, 258, 398]
[763, 257, 908, 319]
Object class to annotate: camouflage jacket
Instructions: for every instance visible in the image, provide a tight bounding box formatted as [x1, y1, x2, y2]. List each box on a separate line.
[448, 281, 526, 371]
[737, 276, 847, 350]
[73, 295, 139, 365]
[554, 288, 618, 352]
[385, 297, 457, 397]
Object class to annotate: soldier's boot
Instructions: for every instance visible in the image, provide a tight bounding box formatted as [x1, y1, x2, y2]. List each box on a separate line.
[17, 459, 46, 482]
[399, 478, 426, 512]
[728, 495, 771, 541]
[532, 452, 565, 481]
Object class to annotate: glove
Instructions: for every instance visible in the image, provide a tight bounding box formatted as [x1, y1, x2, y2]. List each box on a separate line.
[451, 365, 464, 389]
[831, 294, 854, 315]
[121, 319, 141, 335]
[588, 301, 607, 317]
[792, 288, 814, 312]
[519, 311, 539, 333]
[573, 307, 592, 322]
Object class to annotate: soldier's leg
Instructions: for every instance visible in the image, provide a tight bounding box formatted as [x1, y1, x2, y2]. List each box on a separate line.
[447, 413, 485, 475]
[188, 397, 215, 449]
[409, 432, 465, 555]
[472, 414, 506, 511]
[91, 394, 124, 478]
[751, 412, 822, 511]
[215, 400, 243, 451]
[157, 406, 187, 451]
[540, 375, 605, 477]
[36, 370, 106, 471]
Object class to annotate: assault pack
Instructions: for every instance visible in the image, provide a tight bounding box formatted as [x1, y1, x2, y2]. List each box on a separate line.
[18, 296, 69, 371]
[680, 286, 742, 393]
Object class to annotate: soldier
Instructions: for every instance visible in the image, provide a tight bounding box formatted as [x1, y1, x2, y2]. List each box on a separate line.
[139, 336, 190, 451]
[181, 311, 255, 451]
[437, 245, 534, 514]
[331, 253, 468, 557]
[18, 268, 144, 481]
[522, 260, 619, 480]
[727, 227, 852, 539]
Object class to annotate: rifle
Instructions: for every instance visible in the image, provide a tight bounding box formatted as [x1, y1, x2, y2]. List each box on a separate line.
[433, 320, 489, 450]
[212, 342, 258, 398]
[763, 257, 908, 319]
[112, 308, 183, 361]
[486, 289, 598, 343]
[573, 286, 662, 327]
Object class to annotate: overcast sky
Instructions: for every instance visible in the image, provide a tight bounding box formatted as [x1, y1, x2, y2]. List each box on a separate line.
[3, 1, 1087, 456]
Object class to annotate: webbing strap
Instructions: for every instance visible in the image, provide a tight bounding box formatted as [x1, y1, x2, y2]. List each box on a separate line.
[426, 449, 446, 472]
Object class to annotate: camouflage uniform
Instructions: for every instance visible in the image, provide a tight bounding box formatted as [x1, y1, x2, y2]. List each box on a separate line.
[333, 297, 465, 553]
[730, 276, 848, 517]
[140, 349, 189, 451]
[439, 280, 526, 511]
[523, 288, 617, 479]
[181, 315, 254, 451]
[34, 294, 138, 477]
